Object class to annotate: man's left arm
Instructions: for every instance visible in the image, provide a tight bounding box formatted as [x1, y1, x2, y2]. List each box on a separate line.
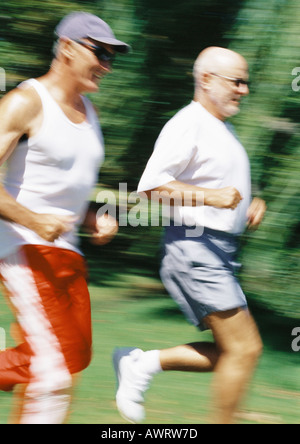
[247, 197, 267, 230]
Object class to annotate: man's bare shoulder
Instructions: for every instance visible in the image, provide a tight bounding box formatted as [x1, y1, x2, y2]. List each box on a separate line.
[0, 83, 42, 130]
[0, 82, 43, 162]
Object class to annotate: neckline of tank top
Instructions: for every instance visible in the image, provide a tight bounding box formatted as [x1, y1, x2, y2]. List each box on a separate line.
[28, 78, 94, 130]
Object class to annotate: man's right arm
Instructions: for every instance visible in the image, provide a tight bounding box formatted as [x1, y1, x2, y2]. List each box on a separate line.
[142, 180, 243, 210]
[0, 88, 74, 242]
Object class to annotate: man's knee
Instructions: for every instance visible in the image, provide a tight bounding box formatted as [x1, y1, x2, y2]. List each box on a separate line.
[234, 335, 263, 365]
[247, 335, 263, 360]
[222, 328, 263, 372]
[207, 308, 263, 365]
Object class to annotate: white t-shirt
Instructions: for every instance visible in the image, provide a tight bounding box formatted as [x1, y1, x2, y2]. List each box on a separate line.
[0, 79, 105, 259]
[138, 101, 251, 235]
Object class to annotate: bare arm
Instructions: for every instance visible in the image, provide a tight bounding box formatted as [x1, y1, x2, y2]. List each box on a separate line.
[0, 88, 74, 242]
[142, 180, 243, 210]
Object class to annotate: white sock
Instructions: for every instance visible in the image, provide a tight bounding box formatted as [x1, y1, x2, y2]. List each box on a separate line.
[138, 350, 163, 376]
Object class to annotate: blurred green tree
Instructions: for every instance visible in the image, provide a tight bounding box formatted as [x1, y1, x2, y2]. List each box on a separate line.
[0, 0, 299, 321]
[227, 0, 300, 320]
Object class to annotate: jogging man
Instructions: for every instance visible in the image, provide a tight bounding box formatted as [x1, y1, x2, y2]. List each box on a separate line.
[113, 47, 266, 424]
[0, 12, 129, 424]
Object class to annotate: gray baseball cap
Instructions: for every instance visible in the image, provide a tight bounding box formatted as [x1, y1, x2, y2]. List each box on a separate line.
[55, 12, 130, 54]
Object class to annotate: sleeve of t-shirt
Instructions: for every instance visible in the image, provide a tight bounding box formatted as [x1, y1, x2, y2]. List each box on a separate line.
[137, 112, 196, 193]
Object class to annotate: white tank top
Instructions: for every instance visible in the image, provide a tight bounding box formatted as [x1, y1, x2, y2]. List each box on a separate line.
[0, 78, 105, 258]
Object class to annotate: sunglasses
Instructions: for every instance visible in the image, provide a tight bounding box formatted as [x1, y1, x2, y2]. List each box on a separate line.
[74, 40, 115, 63]
[210, 73, 250, 88]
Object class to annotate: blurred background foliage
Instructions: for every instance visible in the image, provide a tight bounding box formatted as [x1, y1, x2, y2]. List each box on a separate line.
[0, 0, 299, 323]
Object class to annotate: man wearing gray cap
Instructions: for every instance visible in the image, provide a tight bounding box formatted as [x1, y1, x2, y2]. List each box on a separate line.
[0, 12, 129, 423]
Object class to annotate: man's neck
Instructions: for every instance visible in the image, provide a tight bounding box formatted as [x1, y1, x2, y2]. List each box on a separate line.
[39, 61, 83, 108]
[194, 90, 225, 121]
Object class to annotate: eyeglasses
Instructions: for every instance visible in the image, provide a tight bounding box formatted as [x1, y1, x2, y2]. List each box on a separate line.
[210, 73, 250, 88]
[74, 40, 115, 63]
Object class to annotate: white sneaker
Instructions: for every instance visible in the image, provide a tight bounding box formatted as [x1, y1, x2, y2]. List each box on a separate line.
[113, 347, 152, 423]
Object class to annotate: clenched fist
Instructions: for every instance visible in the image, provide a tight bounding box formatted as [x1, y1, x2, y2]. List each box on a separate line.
[31, 213, 76, 242]
[206, 186, 243, 210]
[82, 209, 118, 246]
[247, 197, 266, 230]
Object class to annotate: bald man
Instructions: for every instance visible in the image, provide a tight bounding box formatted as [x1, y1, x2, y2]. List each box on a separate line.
[113, 47, 266, 424]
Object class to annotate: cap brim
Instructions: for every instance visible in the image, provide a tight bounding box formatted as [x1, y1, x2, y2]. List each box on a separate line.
[87, 35, 131, 53]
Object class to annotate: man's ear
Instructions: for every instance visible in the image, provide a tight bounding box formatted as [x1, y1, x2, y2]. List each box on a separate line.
[59, 38, 75, 61]
[200, 72, 212, 91]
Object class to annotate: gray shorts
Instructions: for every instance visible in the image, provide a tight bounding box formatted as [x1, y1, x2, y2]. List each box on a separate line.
[160, 226, 247, 331]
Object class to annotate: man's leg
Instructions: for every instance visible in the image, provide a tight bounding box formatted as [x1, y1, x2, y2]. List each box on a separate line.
[113, 342, 218, 423]
[159, 342, 218, 372]
[114, 308, 262, 424]
[160, 308, 262, 423]
[204, 308, 263, 424]
[159, 309, 262, 424]
[0, 245, 92, 424]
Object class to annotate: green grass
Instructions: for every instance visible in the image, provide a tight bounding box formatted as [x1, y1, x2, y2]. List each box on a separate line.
[71, 276, 300, 425]
[0, 247, 299, 424]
